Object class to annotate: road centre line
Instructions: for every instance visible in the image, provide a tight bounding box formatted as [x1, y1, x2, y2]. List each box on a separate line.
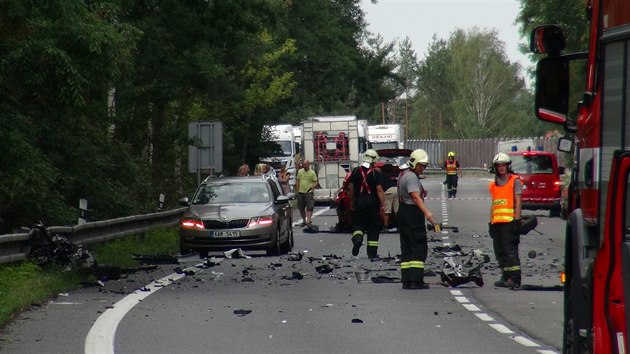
[512, 336, 541, 347]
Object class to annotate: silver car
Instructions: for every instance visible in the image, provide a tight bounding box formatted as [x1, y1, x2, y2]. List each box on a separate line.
[179, 175, 294, 257]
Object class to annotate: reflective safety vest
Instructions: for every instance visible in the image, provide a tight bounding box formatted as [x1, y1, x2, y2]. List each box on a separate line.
[446, 159, 458, 175]
[489, 175, 517, 224]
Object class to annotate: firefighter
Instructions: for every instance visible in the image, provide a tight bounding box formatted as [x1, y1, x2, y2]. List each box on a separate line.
[489, 152, 523, 288]
[443, 151, 461, 198]
[397, 149, 438, 289]
[349, 149, 385, 259]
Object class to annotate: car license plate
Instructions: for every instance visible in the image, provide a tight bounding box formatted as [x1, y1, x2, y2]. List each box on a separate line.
[211, 231, 240, 238]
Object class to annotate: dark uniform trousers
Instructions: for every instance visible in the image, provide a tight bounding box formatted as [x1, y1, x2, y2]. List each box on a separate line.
[489, 222, 521, 279]
[352, 194, 381, 258]
[446, 175, 458, 197]
[397, 203, 428, 283]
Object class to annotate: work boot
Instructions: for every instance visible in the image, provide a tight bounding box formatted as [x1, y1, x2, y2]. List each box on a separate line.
[493, 272, 508, 287]
[408, 281, 430, 289]
[351, 235, 363, 256]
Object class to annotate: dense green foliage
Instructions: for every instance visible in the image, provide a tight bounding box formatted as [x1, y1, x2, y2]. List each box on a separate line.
[0, 0, 395, 232]
[0, 0, 587, 232]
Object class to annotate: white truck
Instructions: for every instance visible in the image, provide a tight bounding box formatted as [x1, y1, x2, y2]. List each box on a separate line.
[260, 124, 298, 187]
[368, 124, 404, 149]
[301, 116, 363, 203]
[497, 139, 536, 153]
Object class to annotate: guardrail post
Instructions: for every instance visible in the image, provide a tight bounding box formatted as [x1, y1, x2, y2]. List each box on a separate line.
[78, 198, 88, 225]
[158, 193, 165, 211]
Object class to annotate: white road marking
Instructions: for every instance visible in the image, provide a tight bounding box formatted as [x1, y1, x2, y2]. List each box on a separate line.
[84, 272, 187, 354]
[489, 323, 514, 334]
[462, 303, 481, 312]
[512, 336, 540, 347]
[454, 296, 469, 303]
[475, 313, 494, 322]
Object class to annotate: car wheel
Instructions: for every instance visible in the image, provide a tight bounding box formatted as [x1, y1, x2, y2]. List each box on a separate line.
[267, 228, 281, 256]
[549, 207, 561, 218]
[280, 222, 293, 254]
[179, 239, 192, 256]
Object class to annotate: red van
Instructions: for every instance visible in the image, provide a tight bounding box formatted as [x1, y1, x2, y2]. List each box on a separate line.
[508, 151, 563, 217]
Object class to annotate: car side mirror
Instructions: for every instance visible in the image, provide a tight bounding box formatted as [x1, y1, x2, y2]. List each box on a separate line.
[178, 197, 190, 206]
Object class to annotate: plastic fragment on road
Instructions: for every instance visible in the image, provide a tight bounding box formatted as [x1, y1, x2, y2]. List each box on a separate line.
[352, 318, 363, 324]
[224, 248, 251, 259]
[315, 264, 334, 274]
[233, 309, 252, 316]
[288, 252, 304, 261]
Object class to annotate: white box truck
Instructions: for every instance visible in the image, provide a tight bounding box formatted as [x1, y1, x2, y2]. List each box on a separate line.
[260, 124, 298, 186]
[497, 139, 536, 153]
[368, 124, 403, 149]
[301, 116, 361, 203]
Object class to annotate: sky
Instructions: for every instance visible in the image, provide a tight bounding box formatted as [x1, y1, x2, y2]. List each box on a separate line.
[360, 0, 532, 77]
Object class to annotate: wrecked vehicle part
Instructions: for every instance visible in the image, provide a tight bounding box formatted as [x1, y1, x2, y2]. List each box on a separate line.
[288, 252, 304, 261]
[28, 225, 96, 271]
[224, 248, 251, 259]
[439, 250, 489, 288]
[131, 254, 179, 265]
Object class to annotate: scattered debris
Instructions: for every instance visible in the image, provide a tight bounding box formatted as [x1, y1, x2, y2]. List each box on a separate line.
[233, 309, 252, 316]
[315, 264, 334, 274]
[519, 215, 539, 235]
[303, 224, 320, 233]
[527, 250, 537, 259]
[283, 272, 304, 280]
[351, 318, 363, 324]
[433, 244, 466, 257]
[224, 248, 251, 259]
[94, 265, 121, 281]
[288, 252, 304, 261]
[439, 249, 489, 288]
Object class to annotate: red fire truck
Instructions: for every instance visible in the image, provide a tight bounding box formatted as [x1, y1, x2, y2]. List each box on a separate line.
[531, 1, 630, 353]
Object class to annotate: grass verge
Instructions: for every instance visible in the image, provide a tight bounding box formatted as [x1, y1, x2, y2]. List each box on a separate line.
[0, 227, 178, 328]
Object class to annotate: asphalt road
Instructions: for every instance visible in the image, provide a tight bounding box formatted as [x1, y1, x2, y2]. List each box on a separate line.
[0, 175, 564, 354]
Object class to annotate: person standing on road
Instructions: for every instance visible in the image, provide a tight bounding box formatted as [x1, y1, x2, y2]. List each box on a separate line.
[278, 165, 291, 195]
[296, 160, 318, 226]
[349, 149, 385, 259]
[488, 152, 523, 288]
[442, 151, 461, 198]
[397, 149, 438, 290]
[380, 163, 399, 232]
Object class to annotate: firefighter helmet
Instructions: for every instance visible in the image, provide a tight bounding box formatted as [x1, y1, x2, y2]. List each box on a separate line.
[492, 152, 511, 165]
[408, 149, 429, 168]
[363, 149, 379, 163]
[448, 151, 455, 157]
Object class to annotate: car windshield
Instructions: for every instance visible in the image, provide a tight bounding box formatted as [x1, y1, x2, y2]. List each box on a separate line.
[192, 182, 271, 204]
[376, 155, 407, 166]
[511, 155, 554, 174]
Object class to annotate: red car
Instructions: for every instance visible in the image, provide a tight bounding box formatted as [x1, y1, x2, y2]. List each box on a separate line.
[332, 149, 412, 232]
[508, 150, 563, 217]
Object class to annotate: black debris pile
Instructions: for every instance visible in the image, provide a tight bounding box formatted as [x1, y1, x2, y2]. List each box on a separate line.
[433, 244, 466, 257]
[288, 252, 304, 261]
[233, 309, 252, 317]
[27, 224, 96, 272]
[303, 224, 320, 233]
[315, 264, 334, 274]
[439, 249, 490, 288]
[283, 271, 304, 280]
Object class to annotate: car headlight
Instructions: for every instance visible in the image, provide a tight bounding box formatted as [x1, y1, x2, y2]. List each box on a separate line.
[248, 216, 274, 227]
[181, 218, 204, 229]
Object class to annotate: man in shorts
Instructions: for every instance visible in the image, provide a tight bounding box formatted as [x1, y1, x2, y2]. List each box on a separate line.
[296, 160, 318, 226]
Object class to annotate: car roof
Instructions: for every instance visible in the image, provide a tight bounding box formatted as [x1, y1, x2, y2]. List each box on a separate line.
[201, 175, 274, 185]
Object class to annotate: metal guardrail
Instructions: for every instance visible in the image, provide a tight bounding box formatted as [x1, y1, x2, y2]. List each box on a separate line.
[0, 207, 187, 265]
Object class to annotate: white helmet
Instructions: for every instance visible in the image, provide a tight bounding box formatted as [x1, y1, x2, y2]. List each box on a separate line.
[363, 149, 379, 163]
[408, 149, 429, 168]
[493, 152, 511, 165]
